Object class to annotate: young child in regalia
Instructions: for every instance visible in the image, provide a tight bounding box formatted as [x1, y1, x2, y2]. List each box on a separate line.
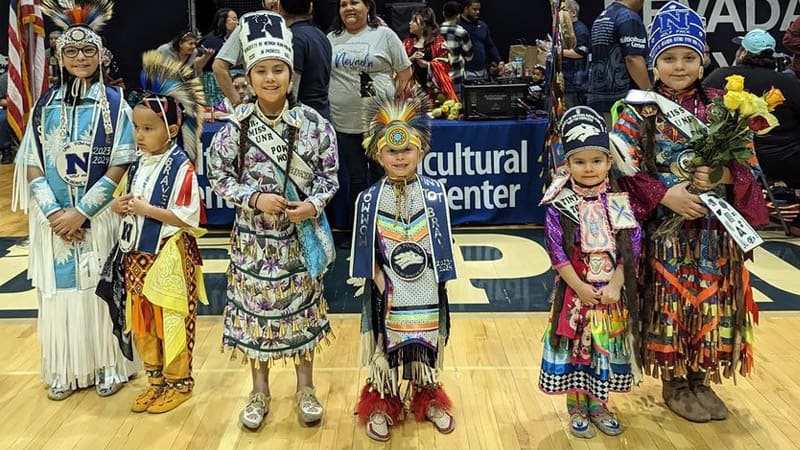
[208, 11, 339, 430]
[610, 2, 768, 423]
[350, 88, 457, 442]
[13, 0, 137, 400]
[537, 106, 641, 439]
[110, 50, 207, 414]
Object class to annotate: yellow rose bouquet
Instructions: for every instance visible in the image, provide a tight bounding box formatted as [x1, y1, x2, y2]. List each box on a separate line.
[654, 75, 784, 238]
[689, 74, 783, 183]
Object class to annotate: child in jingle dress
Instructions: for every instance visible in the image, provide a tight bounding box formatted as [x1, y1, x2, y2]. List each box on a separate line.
[208, 11, 339, 430]
[538, 106, 641, 439]
[350, 88, 457, 442]
[110, 50, 206, 414]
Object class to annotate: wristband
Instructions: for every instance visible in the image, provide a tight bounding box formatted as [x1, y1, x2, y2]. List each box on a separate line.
[76, 176, 118, 218]
[29, 177, 62, 217]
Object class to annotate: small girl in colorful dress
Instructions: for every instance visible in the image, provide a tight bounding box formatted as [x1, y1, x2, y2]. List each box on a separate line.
[538, 106, 641, 439]
[110, 50, 206, 414]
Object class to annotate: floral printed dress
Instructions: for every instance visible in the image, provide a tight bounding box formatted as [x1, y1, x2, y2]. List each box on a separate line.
[208, 103, 339, 364]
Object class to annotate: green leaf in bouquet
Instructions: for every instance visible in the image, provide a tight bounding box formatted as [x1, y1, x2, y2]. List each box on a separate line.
[709, 166, 724, 184]
[707, 101, 729, 123]
[733, 149, 755, 162]
[691, 155, 706, 166]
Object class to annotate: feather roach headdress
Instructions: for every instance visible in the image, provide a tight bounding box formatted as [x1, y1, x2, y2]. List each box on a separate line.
[40, 0, 116, 141]
[40, 0, 114, 54]
[363, 87, 432, 160]
[137, 50, 205, 163]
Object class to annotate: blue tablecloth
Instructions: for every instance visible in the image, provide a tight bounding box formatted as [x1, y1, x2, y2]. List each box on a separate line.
[198, 118, 547, 226]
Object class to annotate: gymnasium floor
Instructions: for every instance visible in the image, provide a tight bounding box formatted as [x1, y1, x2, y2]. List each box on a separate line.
[1, 164, 799, 449]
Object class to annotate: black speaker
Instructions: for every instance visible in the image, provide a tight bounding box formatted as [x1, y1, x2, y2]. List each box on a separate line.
[462, 82, 529, 120]
[385, 2, 426, 40]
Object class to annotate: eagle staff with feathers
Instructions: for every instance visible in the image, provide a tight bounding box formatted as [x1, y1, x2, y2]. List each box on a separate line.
[11, 0, 140, 402]
[544, 0, 577, 181]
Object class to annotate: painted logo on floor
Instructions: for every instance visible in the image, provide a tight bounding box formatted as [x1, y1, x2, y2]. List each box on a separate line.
[1, 229, 799, 316]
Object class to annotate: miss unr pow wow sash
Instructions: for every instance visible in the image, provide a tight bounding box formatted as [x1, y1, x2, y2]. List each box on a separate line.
[243, 109, 335, 278]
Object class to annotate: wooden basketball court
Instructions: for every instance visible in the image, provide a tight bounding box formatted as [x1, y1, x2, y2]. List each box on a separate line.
[1, 163, 800, 449]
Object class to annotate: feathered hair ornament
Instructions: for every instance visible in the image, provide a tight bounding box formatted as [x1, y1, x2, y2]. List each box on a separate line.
[363, 86, 432, 161]
[40, 0, 114, 53]
[137, 50, 206, 163]
[40, 0, 116, 142]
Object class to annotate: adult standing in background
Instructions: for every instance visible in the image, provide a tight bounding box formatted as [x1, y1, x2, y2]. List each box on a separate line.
[327, 0, 412, 229]
[459, 0, 503, 80]
[562, 0, 590, 108]
[783, 17, 800, 78]
[279, 0, 333, 119]
[586, 0, 650, 123]
[704, 29, 800, 236]
[200, 8, 239, 107]
[404, 7, 453, 103]
[440, 1, 472, 98]
[156, 30, 215, 76]
[46, 31, 62, 88]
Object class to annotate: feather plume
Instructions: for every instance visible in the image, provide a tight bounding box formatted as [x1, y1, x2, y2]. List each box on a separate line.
[40, 0, 114, 32]
[609, 133, 639, 177]
[363, 86, 431, 160]
[139, 50, 206, 162]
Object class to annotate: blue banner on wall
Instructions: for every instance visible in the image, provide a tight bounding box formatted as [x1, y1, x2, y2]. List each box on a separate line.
[198, 119, 547, 227]
[424, 119, 547, 225]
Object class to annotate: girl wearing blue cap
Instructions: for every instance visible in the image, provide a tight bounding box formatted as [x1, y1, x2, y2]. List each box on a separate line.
[610, 1, 768, 423]
[538, 106, 641, 439]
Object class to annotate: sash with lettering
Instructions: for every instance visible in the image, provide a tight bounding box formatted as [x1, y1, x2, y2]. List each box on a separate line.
[244, 109, 335, 278]
[622, 89, 762, 252]
[36, 86, 122, 195]
[350, 175, 457, 283]
[123, 147, 189, 254]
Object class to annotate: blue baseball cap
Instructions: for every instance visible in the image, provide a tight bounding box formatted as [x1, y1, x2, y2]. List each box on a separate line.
[732, 29, 776, 54]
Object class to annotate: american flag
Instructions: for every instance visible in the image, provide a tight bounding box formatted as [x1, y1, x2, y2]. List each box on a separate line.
[8, 0, 47, 141]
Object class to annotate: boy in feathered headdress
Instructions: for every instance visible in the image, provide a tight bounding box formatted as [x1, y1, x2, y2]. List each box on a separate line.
[12, 0, 138, 401]
[104, 50, 207, 414]
[350, 88, 457, 442]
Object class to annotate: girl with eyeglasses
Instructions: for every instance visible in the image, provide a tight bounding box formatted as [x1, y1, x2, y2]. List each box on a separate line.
[12, 0, 139, 401]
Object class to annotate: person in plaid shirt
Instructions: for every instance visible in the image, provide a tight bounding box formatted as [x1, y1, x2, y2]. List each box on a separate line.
[440, 1, 472, 97]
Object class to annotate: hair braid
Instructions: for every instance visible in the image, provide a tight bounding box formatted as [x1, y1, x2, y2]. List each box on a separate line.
[694, 79, 711, 106]
[608, 176, 640, 352]
[282, 93, 300, 196]
[236, 100, 254, 182]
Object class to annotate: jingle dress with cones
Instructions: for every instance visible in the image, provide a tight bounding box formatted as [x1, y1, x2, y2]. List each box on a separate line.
[208, 102, 338, 365]
[609, 2, 769, 385]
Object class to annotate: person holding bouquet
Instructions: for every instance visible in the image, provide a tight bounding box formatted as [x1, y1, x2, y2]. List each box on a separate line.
[609, 1, 769, 423]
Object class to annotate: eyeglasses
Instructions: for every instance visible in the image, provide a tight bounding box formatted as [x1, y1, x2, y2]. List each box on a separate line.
[62, 45, 99, 58]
